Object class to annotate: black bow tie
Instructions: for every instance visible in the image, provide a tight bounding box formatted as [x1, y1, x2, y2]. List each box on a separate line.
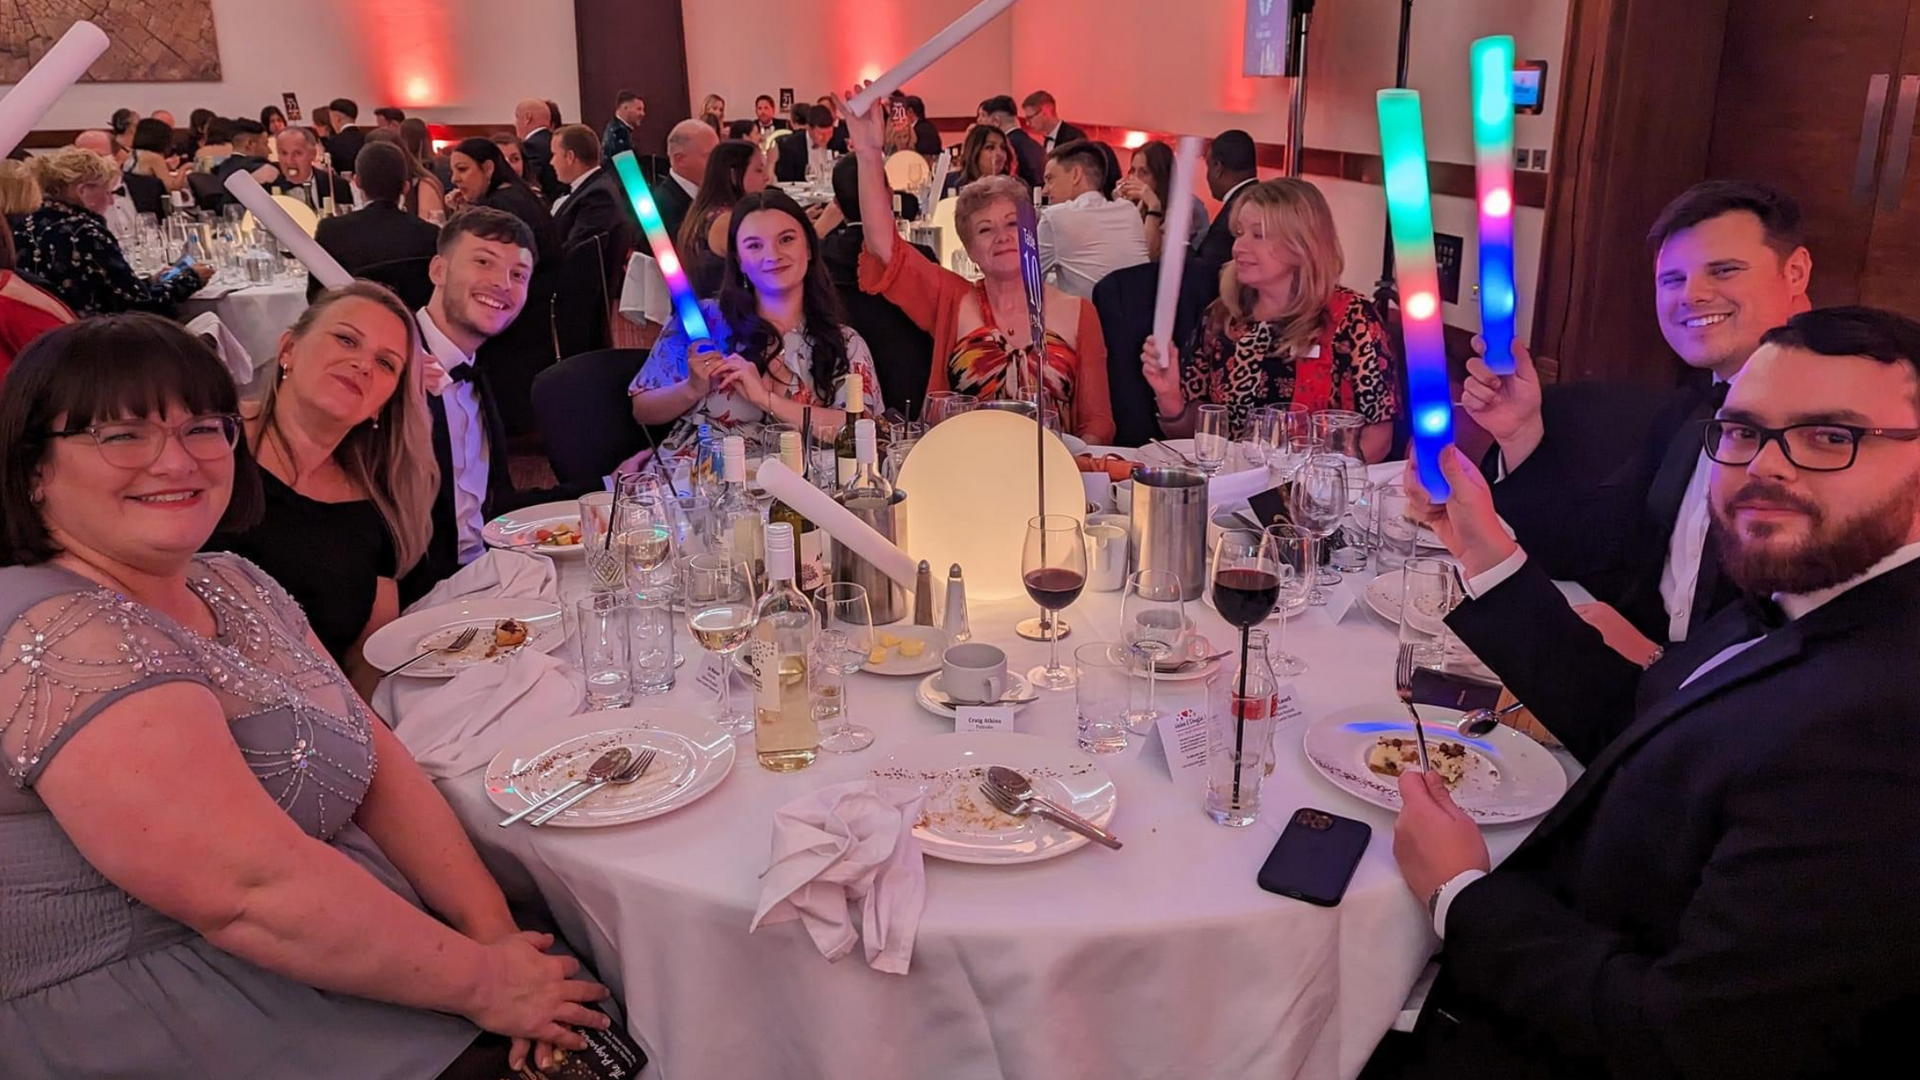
[445, 362, 477, 384]
[113, 186, 128, 197]
[1744, 593, 1787, 633]
[1708, 381, 1730, 408]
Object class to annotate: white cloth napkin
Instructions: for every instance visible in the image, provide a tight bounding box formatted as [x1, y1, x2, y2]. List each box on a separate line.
[405, 549, 558, 616]
[183, 312, 256, 386]
[751, 780, 929, 975]
[1207, 464, 1275, 508]
[394, 649, 584, 778]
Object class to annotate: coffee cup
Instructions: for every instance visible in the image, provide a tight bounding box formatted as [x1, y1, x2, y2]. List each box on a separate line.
[941, 641, 1008, 705]
[1084, 523, 1129, 591]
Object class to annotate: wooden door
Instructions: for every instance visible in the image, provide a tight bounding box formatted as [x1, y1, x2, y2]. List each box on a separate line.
[1861, 1, 1920, 312]
[573, 0, 691, 156]
[1708, 0, 1913, 307]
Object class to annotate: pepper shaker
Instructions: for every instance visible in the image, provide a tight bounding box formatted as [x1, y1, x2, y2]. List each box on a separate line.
[912, 561, 936, 626]
[942, 563, 970, 643]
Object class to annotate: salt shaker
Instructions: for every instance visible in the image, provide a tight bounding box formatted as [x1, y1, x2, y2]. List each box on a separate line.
[942, 563, 970, 643]
[912, 561, 936, 625]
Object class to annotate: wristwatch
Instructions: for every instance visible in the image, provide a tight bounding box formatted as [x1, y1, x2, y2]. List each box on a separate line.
[1427, 883, 1447, 921]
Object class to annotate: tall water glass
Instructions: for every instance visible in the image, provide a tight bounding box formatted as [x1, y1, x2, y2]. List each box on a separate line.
[1399, 557, 1461, 666]
[811, 582, 878, 753]
[1262, 523, 1313, 676]
[1372, 483, 1419, 571]
[1311, 409, 1366, 470]
[1194, 404, 1231, 477]
[629, 598, 676, 696]
[1074, 643, 1133, 754]
[1331, 476, 1375, 573]
[576, 593, 634, 709]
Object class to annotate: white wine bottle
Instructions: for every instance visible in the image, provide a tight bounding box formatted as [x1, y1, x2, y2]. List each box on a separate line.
[833, 370, 866, 491]
[838, 417, 895, 514]
[767, 432, 827, 593]
[751, 523, 818, 772]
[711, 435, 764, 583]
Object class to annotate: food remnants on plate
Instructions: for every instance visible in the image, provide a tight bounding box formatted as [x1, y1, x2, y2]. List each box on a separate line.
[867, 631, 930, 666]
[533, 522, 581, 547]
[1367, 735, 1472, 789]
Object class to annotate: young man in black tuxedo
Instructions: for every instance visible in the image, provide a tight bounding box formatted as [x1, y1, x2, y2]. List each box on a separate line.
[978, 95, 1045, 188]
[1464, 183, 1813, 652]
[400, 208, 611, 602]
[323, 98, 366, 176]
[773, 105, 837, 183]
[549, 123, 635, 284]
[1020, 90, 1086, 155]
[311, 142, 440, 296]
[1369, 306, 1920, 1080]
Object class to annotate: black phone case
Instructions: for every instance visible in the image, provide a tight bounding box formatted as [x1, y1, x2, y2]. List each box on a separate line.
[1257, 808, 1372, 906]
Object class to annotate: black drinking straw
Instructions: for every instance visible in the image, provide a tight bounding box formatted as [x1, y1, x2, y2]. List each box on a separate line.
[1233, 624, 1250, 806]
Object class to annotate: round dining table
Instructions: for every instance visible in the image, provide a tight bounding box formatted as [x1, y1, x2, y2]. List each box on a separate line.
[381, 533, 1567, 1080]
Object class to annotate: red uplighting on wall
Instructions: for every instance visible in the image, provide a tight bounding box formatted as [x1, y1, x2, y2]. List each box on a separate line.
[355, 0, 456, 109]
[833, 1, 901, 99]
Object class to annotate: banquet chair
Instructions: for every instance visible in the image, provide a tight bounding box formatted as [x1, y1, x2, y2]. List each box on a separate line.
[186, 172, 231, 213]
[1090, 261, 1213, 448]
[633, 154, 671, 186]
[305, 255, 434, 308]
[530, 348, 653, 486]
[884, 151, 932, 193]
[550, 234, 612, 361]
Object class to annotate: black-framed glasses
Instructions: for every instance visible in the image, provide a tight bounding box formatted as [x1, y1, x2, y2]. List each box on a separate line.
[1701, 418, 1920, 472]
[50, 413, 242, 469]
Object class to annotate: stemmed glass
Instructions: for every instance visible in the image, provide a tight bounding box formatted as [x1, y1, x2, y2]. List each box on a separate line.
[923, 391, 978, 426]
[1022, 514, 1088, 690]
[1262, 523, 1314, 676]
[1121, 569, 1191, 731]
[1194, 404, 1231, 477]
[1209, 530, 1282, 821]
[615, 494, 675, 598]
[685, 553, 758, 734]
[811, 582, 878, 753]
[1289, 454, 1350, 603]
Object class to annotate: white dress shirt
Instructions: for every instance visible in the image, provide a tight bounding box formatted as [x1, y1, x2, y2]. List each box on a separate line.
[552, 165, 600, 213]
[1036, 190, 1151, 298]
[416, 307, 491, 566]
[671, 169, 699, 200]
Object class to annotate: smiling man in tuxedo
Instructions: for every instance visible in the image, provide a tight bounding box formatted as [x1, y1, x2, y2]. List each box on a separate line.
[1368, 305, 1920, 1079]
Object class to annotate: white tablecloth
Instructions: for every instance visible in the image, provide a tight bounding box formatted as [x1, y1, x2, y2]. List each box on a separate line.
[381, 551, 1561, 1080]
[179, 279, 308, 381]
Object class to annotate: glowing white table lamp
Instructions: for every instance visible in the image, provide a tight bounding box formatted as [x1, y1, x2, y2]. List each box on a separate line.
[894, 410, 1085, 601]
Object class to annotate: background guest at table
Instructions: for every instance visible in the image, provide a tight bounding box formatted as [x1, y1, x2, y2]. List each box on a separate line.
[260, 104, 289, 138]
[0, 314, 612, 1079]
[1117, 139, 1210, 262]
[1192, 129, 1260, 294]
[72, 132, 142, 237]
[446, 137, 560, 267]
[1143, 179, 1394, 457]
[643, 119, 717, 259]
[191, 117, 236, 174]
[976, 95, 1045, 189]
[513, 98, 565, 204]
[817, 94, 850, 153]
[852, 94, 1114, 443]
[902, 95, 943, 157]
[129, 118, 190, 196]
[550, 125, 634, 284]
[374, 106, 406, 133]
[109, 107, 139, 164]
[212, 119, 280, 185]
[488, 131, 527, 180]
[312, 144, 442, 293]
[269, 127, 349, 213]
[730, 94, 791, 146]
[630, 188, 883, 465]
[0, 172, 73, 378]
[943, 124, 1013, 197]
[1371, 306, 1920, 1080]
[1037, 140, 1150, 299]
[775, 105, 839, 184]
[206, 283, 437, 694]
[677, 138, 769, 298]
[365, 127, 448, 223]
[324, 97, 367, 176]
[821, 154, 934, 416]
[601, 89, 645, 164]
[1021, 90, 1087, 157]
[181, 107, 215, 160]
[700, 93, 728, 136]
[9, 148, 211, 318]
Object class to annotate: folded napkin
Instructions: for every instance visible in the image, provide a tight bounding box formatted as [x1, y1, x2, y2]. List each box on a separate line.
[1207, 464, 1275, 508]
[183, 312, 256, 386]
[394, 648, 584, 778]
[405, 549, 557, 616]
[751, 780, 929, 975]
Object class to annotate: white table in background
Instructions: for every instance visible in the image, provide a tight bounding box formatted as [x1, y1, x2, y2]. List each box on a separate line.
[179, 278, 308, 377]
[382, 559, 1560, 1080]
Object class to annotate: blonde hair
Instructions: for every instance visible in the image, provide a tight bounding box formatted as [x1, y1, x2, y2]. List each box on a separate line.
[954, 174, 1030, 249]
[0, 161, 42, 217]
[253, 283, 440, 575]
[27, 147, 116, 204]
[1216, 178, 1344, 358]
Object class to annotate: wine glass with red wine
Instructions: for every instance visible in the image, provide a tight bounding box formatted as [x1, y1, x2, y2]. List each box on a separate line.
[1022, 514, 1088, 691]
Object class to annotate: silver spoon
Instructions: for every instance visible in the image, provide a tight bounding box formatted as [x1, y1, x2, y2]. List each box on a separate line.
[499, 746, 629, 827]
[985, 766, 1122, 849]
[1457, 700, 1526, 738]
[530, 747, 656, 827]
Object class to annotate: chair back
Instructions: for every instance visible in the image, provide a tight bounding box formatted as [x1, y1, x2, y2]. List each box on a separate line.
[355, 256, 436, 311]
[635, 153, 671, 186]
[550, 234, 612, 360]
[884, 151, 931, 193]
[186, 172, 229, 212]
[531, 348, 652, 485]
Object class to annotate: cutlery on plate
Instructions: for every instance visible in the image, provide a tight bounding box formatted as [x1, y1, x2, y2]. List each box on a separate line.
[530, 747, 657, 826]
[1393, 644, 1432, 773]
[380, 625, 478, 678]
[1155, 650, 1231, 674]
[1149, 439, 1198, 467]
[933, 688, 1039, 707]
[1456, 699, 1526, 738]
[498, 747, 630, 827]
[984, 766, 1122, 850]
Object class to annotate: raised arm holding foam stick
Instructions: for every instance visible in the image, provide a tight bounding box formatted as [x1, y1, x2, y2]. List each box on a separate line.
[0, 22, 109, 159]
[1377, 89, 1455, 501]
[1471, 35, 1519, 375]
[845, 0, 1024, 116]
[1148, 135, 1205, 367]
[223, 171, 352, 289]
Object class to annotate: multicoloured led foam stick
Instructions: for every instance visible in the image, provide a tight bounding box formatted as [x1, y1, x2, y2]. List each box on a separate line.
[1471, 35, 1519, 375]
[1377, 89, 1454, 501]
[611, 150, 712, 343]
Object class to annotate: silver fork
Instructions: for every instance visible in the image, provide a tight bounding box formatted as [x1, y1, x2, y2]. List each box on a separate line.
[1393, 644, 1432, 773]
[380, 625, 478, 678]
[529, 747, 657, 826]
[978, 781, 1123, 850]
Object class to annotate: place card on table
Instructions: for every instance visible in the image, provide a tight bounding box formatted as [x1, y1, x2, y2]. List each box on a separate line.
[695, 655, 729, 696]
[1144, 707, 1210, 791]
[1273, 683, 1305, 727]
[1320, 575, 1361, 626]
[954, 705, 1017, 733]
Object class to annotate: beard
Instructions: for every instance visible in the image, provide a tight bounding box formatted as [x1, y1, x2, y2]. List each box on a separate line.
[1712, 478, 1920, 595]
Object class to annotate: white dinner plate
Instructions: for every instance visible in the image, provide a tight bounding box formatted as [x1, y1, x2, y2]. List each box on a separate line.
[1365, 568, 1410, 624]
[364, 597, 565, 678]
[484, 500, 586, 557]
[915, 672, 1035, 719]
[865, 625, 948, 676]
[483, 706, 736, 828]
[1302, 704, 1567, 824]
[873, 731, 1119, 864]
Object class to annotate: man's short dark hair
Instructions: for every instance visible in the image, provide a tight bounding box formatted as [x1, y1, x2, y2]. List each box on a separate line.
[438, 205, 535, 257]
[1648, 180, 1805, 258]
[354, 142, 409, 204]
[903, 96, 927, 122]
[804, 104, 834, 129]
[1049, 140, 1107, 190]
[229, 118, 266, 139]
[616, 89, 642, 107]
[1760, 307, 1920, 392]
[980, 95, 1017, 118]
[1021, 90, 1057, 111]
[553, 124, 600, 163]
[1208, 129, 1257, 175]
[831, 153, 860, 221]
[328, 98, 359, 121]
[755, 94, 776, 109]
[374, 106, 406, 124]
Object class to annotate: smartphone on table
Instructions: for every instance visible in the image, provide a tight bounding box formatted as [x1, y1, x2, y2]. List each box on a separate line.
[1257, 807, 1372, 906]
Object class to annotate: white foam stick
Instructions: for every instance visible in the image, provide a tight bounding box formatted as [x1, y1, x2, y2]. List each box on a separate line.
[846, 0, 1023, 115]
[921, 150, 951, 222]
[756, 459, 919, 589]
[1150, 136, 1206, 367]
[223, 172, 352, 289]
[0, 22, 110, 159]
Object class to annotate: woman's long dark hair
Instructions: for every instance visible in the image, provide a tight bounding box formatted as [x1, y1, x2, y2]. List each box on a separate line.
[677, 139, 759, 255]
[451, 136, 533, 199]
[959, 124, 1009, 184]
[259, 105, 287, 130]
[716, 189, 851, 402]
[1135, 141, 1174, 214]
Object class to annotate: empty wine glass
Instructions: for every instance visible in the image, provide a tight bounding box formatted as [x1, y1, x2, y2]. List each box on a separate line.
[1262, 523, 1313, 676]
[1289, 454, 1350, 603]
[1121, 569, 1191, 732]
[1194, 404, 1231, 477]
[1023, 514, 1088, 690]
[1310, 409, 1366, 471]
[811, 582, 878, 753]
[923, 391, 978, 426]
[685, 553, 758, 734]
